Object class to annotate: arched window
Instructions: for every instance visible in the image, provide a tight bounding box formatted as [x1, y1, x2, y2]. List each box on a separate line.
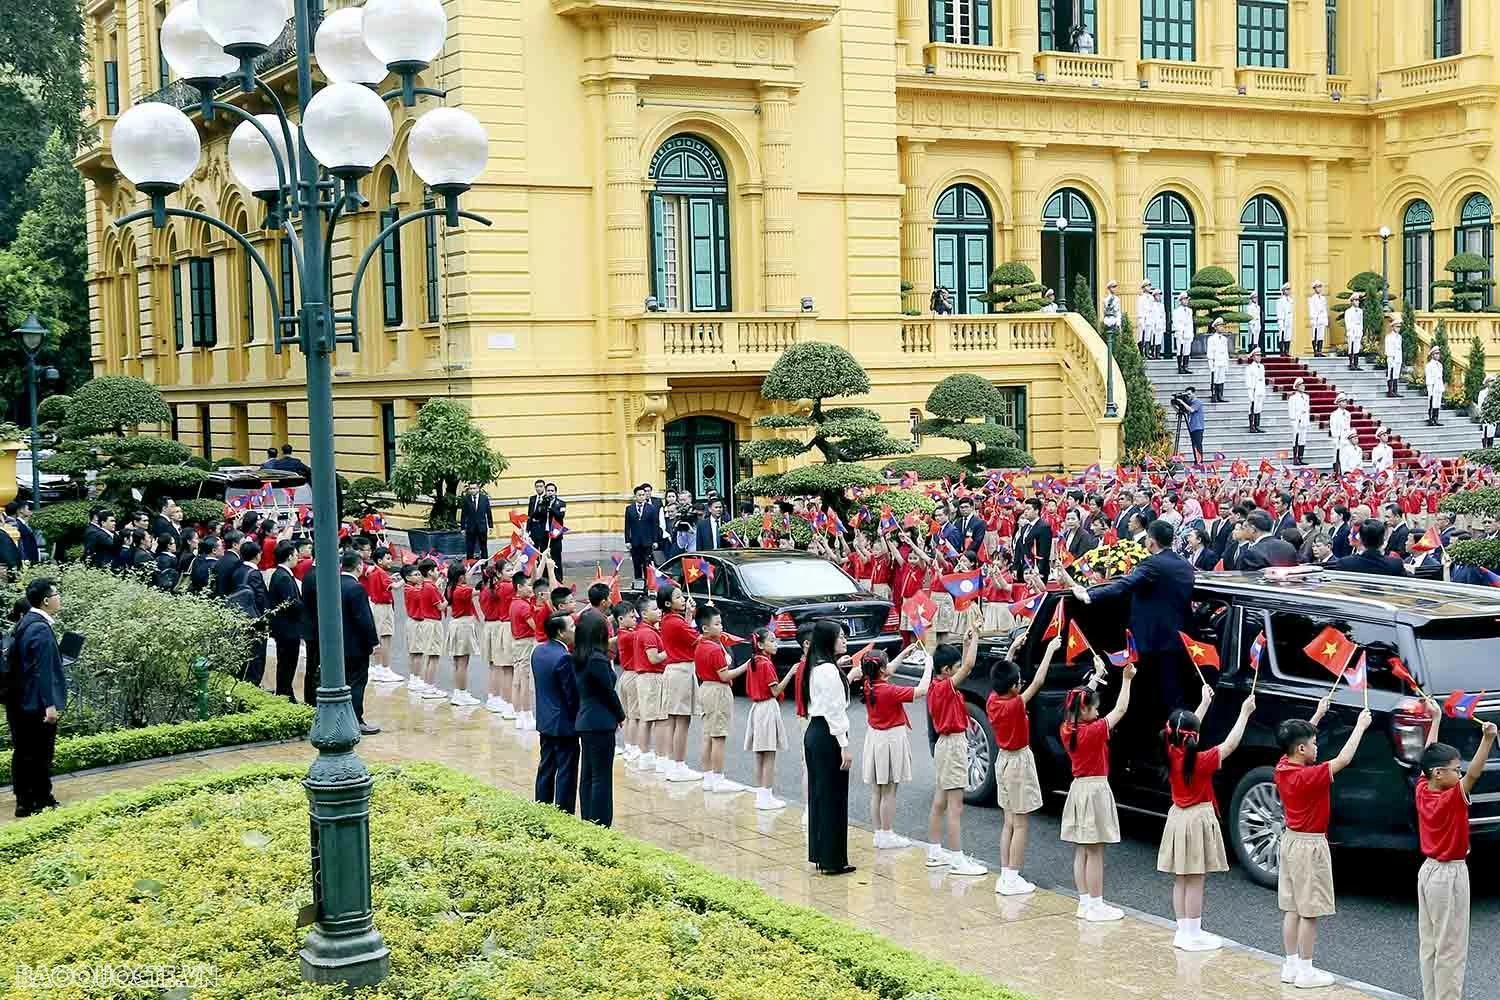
[1143, 192, 1195, 311]
[1237, 0, 1288, 67]
[648, 135, 731, 312]
[1238, 195, 1288, 345]
[1456, 192, 1493, 308]
[930, 0, 991, 45]
[423, 187, 441, 322]
[1142, 0, 1196, 62]
[379, 171, 403, 327]
[1041, 187, 1096, 310]
[1039, 0, 1095, 52]
[1433, 0, 1461, 59]
[933, 183, 992, 315]
[1402, 199, 1434, 311]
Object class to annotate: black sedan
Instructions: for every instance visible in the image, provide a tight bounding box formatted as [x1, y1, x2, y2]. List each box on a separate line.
[629, 550, 901, 671]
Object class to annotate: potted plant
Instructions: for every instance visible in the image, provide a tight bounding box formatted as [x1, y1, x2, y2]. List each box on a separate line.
[389, 399, 509, 555]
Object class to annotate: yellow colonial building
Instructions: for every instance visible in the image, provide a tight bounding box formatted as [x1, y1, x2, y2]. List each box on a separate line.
[76, 0, 1500, 529]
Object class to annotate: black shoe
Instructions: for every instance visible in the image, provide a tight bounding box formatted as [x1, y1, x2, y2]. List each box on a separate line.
[818, 865, 857, 876]
[359, 722, 381, 735]
[14, 805, 34, 819]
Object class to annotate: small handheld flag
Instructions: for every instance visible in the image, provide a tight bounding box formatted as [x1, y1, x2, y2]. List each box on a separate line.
[1064, 619, 1090, 661]
[720, 632, 748, 648]
[940, 570, 984, 610]
[852, 640, 877, 665]
[1343, 652, 1368, 692]
[509, 511, 528, 529]
[1106, 630, 1138, 668]
[682, 558, 704, 585]
[1479, 567, 1500, 588]
[1040, 600, 1065, 642]
[1303, 625, 1357, 678]
[903, 592, 939, 637]
[1443, 690, 1486, 722]
[1409, 525, 1441, 554]
[1180, 631, 1219, 685]
[1248, 629, 1266, 693]
[1008, 592, 1044, 620]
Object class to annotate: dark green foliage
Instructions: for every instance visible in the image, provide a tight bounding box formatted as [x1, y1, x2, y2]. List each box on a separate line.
[1399, 301, 1419, 367]
[1434, 254, 1493, 312]
[388, 398, 509, 530]
[35, 392, 69, 426]
[1448, 538, 1500, 570]
[1464, 446, 1500, 467]
[27, 499, 94, 552]
[178, 498, 231, 528]
[1072, 274, 1097, 329]
[62, 376, 172, 437]
[343, 476, 395, 518]
[1113, 315, 1169, 451]
[760, 341, 872, 402]
[979, 261, 1042, 312]
[211, 456, 247, 469]
[1464, 339, 1487, 405]
[1482, 382, 1500, 426]
[187, 456, 212, 471]
[1439, 487, 1500, 517]
[881, 455, 969, 482]
[1433, 320, 1454, 390]
[917, 373, 1033, 469]
[1187, 266, 1250, 332]
[1332, 271, 1393, 349]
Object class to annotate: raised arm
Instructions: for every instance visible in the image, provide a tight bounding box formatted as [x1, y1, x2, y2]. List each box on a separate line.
[1425, 695, 1443, 748]
[911, 644, 936, 698]
[1463, 722, 1498, 798]
[950, 625, 980, 686]
[1328, 708, 1373, 776]
[1021, 635, 1064, 705]
[1309, 693, 1334, 728]
[1216, 696, 1257, 761]
[1104, 664, 1136, 730]
[1193, 685, 1214, 723]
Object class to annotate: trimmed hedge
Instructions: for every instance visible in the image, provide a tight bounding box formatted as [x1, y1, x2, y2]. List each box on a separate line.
[1448, 538, 1500, 571]
[0, 685, 311, 785]
[1464, 447, 1500, 467]
[881, 455, 970, 482]
[1439, 487, 1500, 517]
[0, 763, 1031, 1000]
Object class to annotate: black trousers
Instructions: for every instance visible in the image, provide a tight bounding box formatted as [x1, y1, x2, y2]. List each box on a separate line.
[303, 641, 321, 706]
[242, 638, 267, 686]
[465, 529, 488, 560]
[548, 537, 563, 567]
[536, 733, 580, 814]
[803, 716, 849, 870]
[578, 730, 616, 827]
[1189, 429, 1204, 463]
[273, 636, 301, 700]
[346, 655, 369, 723]
[629, 544, 655, 585]
[5, 704, 58, 813]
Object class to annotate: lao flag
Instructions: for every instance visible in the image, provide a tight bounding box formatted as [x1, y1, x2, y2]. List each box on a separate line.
[940, 570, 983, 609]
[1302, 625, 1356, 677]
[610, 553, 624, 575]
[879, 507, 899, 534]
[1248, 630, 1267, 674]
[1343, 652, 1368, 691]
[1008, 592, 1044, 620]
[1443, 690, 1486, 721]
[645, 564, 663, 593]
[509, 511, 528, 529]
[1479, 567, 1500, 588]
[1180, 631, 1220, 670]
[1107, 630, 1138, 668]
[827, 510, 846, 536]
[1409, 525, 1441, 554]
[549, 518, 568, 540]
[723, 529, 744, 549]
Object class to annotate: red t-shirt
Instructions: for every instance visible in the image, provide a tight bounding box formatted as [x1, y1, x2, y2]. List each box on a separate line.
[1168, 745, 1222, 812]
[1060, 718, 1110, 778]
[362, 566, 392, 605]
[745, 654, 779, 702]
[660, 613, 698, 664]
[450, 584, 475, 619]
[532, 600, 552, 640]
[477, 581, 513, 620]
[403, 583, 422, 619]
[865, 680, 915, 731]
[869, 554, 892, 586]
[617, 626, 638, 672]
[985, 692, 1029, 751]
[258, 536, 279, 570]
[509, 598, 535, 640]
[1415, 781, 1470, 862]
[636, 622, 665, 674]
[694, 639, 728, 683]
[847, 552, 871, 580]
[928, 677, 967, 736]
[1274, 758, 1333, 834]
[416, 582, 443, 621]
[292, 556, 315, 581]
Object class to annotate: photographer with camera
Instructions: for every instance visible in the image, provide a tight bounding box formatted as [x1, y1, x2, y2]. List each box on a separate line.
[1171, 387, 1206, 465]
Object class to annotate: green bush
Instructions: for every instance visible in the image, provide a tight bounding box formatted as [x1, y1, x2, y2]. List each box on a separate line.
[723, 512, 814, 547]
[979, 261, 1042, 312]
[846, 488, 938, 536]
[389, 399, 509, 530]
[915, 373, 1035, 471]
[179, 497, 231, 528]
[1435, 253, 1493, 313]
[1331, 271, 1392, 350]
[0, 764, 1030, 1000]
[34, 393, 70, 425]
[343, 475, 395, 518]
[101, 463, 209, 496]
[187, 455, 212, 471]
[1439, 487, 1500, 517]
[60, 374, 171, 437]
[1464, 338, 1487, 405]
[212, 455, 248, 469]
[26, 499, 94, 553]
[881, 455, 970, 481]
[1398, 301, 1419, 367]
[1432, 320, 1454, 391]
[1467, 447, 1500, 467]
[1113, 315, 1168, 451]
[1449, 538, 1500, 571]
[1187, 266, 1250, 331]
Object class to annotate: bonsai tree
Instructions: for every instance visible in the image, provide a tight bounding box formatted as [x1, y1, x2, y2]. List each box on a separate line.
[61, 375, 171, 437]
[737, 342, 914, 509]
[900, 279, 918, 316]
[1464, 338, 1487, 406]
[915, 373, 1034, 471]
[1483, 375, 1500, 427]
[343, 476, 395, 519]
[1332, 271, 1392, 348]
[1432, 253, 1493, 312]
[980, 262, 1044, 313]
[388, 398, 509, 531]
[1187, 266, 1250, 333]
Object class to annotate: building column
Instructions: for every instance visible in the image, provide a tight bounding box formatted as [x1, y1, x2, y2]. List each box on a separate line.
[898, 137, 934, 313]
[605, 75, 648, 358]
[1114, 149, 1146, 291]
[898, 0, 925, 67]
[1294, 0, 1327, 80]
[1008, 0, 1037, 65]
[1115, 0, 1141, 81]
[1212, 153, 1241, 269]
[1012, 143, 1043, 269]
[1206, 0, 1236, 78]
[758, 83, 798, 313]
[1307, 156, 1335, 292]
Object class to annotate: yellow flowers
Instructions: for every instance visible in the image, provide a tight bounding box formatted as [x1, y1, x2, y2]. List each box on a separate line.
[1079, 539, 1151, 580]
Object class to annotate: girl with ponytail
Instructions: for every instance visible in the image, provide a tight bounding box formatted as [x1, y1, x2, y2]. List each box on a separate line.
[858, 641, 933, 850]
[1059, 656, 1135, 923]
[1158, 686, 1257, 952]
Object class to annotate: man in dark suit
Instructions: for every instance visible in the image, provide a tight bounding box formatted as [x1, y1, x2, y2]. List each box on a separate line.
[526, 479, 553, 554]
[624, 483, 662, 585]
[82, 507, 117, 570]
[260, 447, 280, 469]
[267, 539, 304, 702]
[225, 539, 270, 685]
[6, 577, 66, 816]
[1234, 511, 1299, 570]
[531, 611, 580, 814]
[460, 482, 493, 560]
[543, 482, 567, 564]
[1011, 498, 1053, 581]
[338, 550, 381, 734]
[695, 496, 727, 551]
[299, 562, 322, 707]
[1271, 493, 1296, 538]
[187, 535, 221, 594]
[1057, 509, 1097, 561]
[953, 497, 986, 560]
[1337, 519, 1409, 577]
[4, 502, 39, 565]
[1382, 503, 1410, 558]
[1329, 505, 1354, 559]
[210, 531, 246, 597]
[271, 444, 313, 480]
[1114, 488, 1147, 538]
[149, 497, 181, 549]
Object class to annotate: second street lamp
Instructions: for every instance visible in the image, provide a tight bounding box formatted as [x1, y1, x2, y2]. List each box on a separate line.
[14, 314, 49, 511]
[108, 0, 491, 986]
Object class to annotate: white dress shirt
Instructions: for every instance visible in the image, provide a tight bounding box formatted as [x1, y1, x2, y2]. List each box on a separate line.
[808, 660, 851, 748]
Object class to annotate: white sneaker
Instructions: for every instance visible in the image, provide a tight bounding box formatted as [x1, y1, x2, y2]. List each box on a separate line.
[638, 752, 657, 771]
[1281, 957, 1299, 985]
[884, 832, 912, 849]
[624, 746, 640, 762]
[1085, 901, 1124, 922]
[948, 854, 988, 877]
[422, 687, 448, 700]
[654, 756, 672, 775]
[1295, 968, 1335, 990]
[501, 703, 518, 720]
[406, 676, 427, 692]
[873, 831, 891, 849]
[667, 763, 701, 782]
[755, 790, 786, 811]
[702, 773, 720, 792]
[1076, 898, 1091, 918]
[925, 846, 951, 868]
[996, 873, 1036, 896]
[450, 691, 481, 707]
[485, 695, 505, 713]
[714, 777, 746, 794]
[1173, 928, 1221, 951]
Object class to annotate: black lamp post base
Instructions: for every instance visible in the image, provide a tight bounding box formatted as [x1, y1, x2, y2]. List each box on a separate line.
[299, 930, 390, 987]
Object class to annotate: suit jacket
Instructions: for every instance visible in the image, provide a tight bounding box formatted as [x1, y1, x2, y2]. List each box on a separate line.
[187, 555, 218, 595]
[1273, 511, 1295, 537]
[268, 566, 304, 641]
[211, 552, 243, 598]
[1236, 536, 1299, 570]
[228, 559, 269, 615]
[1191, 547, 1220, 570]
[1330, 522, 1353, 559]
[300, 569, 320, 651]
[696, 515, 726, 551]
[1114, 506, 1140, 537]
[526, 495, 554, 541]
[1088, 549, 1195, 654]
[461, 491, 493, 534]
[14, 519, 38, 564]
[574, 650, 625, 732]
[0, 527, 20, 570]
[1210, 518, 1236, 557]
[954, 514, 986, 558]
[1011, 519, 1053, 580]
[624, 500, 662, 548]
[150, 515, 180, 547]
[530, 639, 579, 737]
[339, 573, 379, 659]
[7, 611, 66, 713]
[1336, 550, 1408, 577]
[153, 551, 180, 591]
[83, 524, 115, 570]
[1385, 523, 1410, 557]
[1061, 528, 1098, 559]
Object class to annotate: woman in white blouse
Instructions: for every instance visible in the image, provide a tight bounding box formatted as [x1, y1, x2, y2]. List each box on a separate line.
[804, 618, 855, 875]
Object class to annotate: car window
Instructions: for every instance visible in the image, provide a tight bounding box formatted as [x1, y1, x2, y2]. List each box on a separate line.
[700, 557, 730, 599]
[737, 560, 859, 600]
[1186, 596, 1231, 664]
[1413, 618, 1500, 693]
[1267, 611, 1402, 692]
[1239, 608, 1269, 680]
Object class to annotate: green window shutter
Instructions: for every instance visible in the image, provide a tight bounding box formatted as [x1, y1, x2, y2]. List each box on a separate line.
[976, 0, 991, 45]
[688, 197, 715, 311]
[963, 233, 990, 314]
[934, 233, 958, 296]
[649, 194, 667, 304]
[171, 264, 184, 351]
[931, 0, 947, 43]
[714, 199, 731, 310]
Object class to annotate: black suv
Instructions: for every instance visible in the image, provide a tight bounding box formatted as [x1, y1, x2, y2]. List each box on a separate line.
[926, 571, 1500, 887]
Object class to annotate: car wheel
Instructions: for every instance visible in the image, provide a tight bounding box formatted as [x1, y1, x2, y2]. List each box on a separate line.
[962, 701, 997, 807]
[1228, 765, 1283, 888]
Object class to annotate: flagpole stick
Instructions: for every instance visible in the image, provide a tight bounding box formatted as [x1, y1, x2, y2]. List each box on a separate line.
[1363, 679, 1369, 710]
[1326, 670, 1344, 700]
[1192, 661, 1208, 688]
[1251, 665, 1261, 695]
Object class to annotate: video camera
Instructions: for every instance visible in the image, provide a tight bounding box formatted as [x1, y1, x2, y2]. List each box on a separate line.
[1169, 389, 1196, 416]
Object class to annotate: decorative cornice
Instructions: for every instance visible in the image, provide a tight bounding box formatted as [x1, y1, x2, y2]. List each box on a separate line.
[554, 0, 837, 30]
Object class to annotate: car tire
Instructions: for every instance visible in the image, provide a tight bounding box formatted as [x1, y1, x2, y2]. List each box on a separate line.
[1228, 765, 1283, 888]
[962, 700, 997, 807]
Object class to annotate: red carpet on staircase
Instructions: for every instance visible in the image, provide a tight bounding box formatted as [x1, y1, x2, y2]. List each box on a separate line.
[1237, 355, 1417, 463]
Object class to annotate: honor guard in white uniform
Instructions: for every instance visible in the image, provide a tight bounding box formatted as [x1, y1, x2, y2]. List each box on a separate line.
[1480, 377, 1497, 449]
[1135, 280, 1155, 357]
[1370, 427, 1395, 475]
[1040, 288, 1059, 313]
[1287, 377, 1311, 465]
[1307, 281, 1329, 356]
[1102, 279, 1122, 341]
[1329, 394, 1352, 450]
[1246, 293, 1263, 355]
[1424, 347, 1445, 426]
[1383, 315, 1405, 397]
[1344, 291, 1365, 370]
[1336, 428, 1364, 478]
[1244, 347, 1267, 433]
[1276, 282, 1295, 357]
[1152, 288, 1170, 360]
[1172, 291, 1195, 374]
[1206, 318, 1230, 402]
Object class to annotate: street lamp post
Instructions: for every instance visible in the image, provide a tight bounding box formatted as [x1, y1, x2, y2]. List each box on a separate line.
[14, 314, 50, 509]
[1055, 216, 1070, 311]
[1379, 225, 1392, 311]
[108, 0, 492, 986]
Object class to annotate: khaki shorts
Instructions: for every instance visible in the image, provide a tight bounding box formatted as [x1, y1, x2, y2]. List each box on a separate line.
[635, 671, 666, 723]
[618, 670, 639, 720]
[664, 661, 696, 717]
[1278, 830, 1336, 918]
[371, 602, 395, 638]
[512, 637, 536, 696]
[485, 620, 512, 667]
[933, 732, 969, 791]
[697, 680, 733, 739]
[995, 746, 1043, 814]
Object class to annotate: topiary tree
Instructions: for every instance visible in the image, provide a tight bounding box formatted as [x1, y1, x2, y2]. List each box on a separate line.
[879, 455, 969, 482]
[1187, 266, 1250, 332]
[914, 373, 1034, 472]
[1433, 319, 1454, 391]
[979, 262, 1044, 313]
[35, 393, 70, 428]
[1113, 315, 1169, 451]
[388, 399, 509, 531]
[1464, 338, 1487, 406]
[1398, 299, 1419, 367]
[1433, 253, 1493, 312]
[61, 375, 171, 437]
[211, 456, 248, 469]
[1483, 376, 1500, 428]
[342, 476, 395, 519]
[1072, 273, 1097, 329]
[737, 342, 914, 509]
[39, 433, 202, 516]
[1332, 271, 1392, 350]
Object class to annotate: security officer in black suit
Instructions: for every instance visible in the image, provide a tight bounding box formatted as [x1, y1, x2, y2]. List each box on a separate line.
[82, 507, 117, 570]
[1337, 520, 1409, 577]
[1382, 503, 1410, 558]
[624, 483, 663, 585]
[1329, 505, 1354, 559]
[1010, 498, 1053, 581]
[460, 482, 493, 560]
[267, 539, 304, 701]
[1234, 511, 1299, 570]
[6, 577, 67, 816]
[338, 550, 381, 734]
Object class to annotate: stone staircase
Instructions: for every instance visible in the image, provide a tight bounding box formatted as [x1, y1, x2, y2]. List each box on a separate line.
[1300, 356, 1483, 459]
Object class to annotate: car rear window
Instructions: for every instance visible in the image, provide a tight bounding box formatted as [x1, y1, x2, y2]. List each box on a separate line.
[738, 560, 859, 600]
[1414, 618, 1500, 692]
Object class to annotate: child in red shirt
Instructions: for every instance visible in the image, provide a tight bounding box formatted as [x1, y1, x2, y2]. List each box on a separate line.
[985, 633, 1062, 895]
[658, 587, 700, 781]
[477, 565, 516, 717]
[1272, 697, 1372, 988]
[634, 597, 667, 772]
[507, 575, 537, 731]
[445, 563, 481, 708]
[1059, 657, 1136, 922]
[1414, 706, 1496, 1000]
[743, 627, 795, 810]
[613, 602, 641, 762]
[693, 605, 749, 792]
[858, 642, 932, 850]
[1158, 687, 1256, 952]
[924, 627, 985, 876]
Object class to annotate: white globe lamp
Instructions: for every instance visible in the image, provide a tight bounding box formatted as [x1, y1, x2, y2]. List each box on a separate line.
[113, 102, 203, 196]
[315, 8, 388, 85]
[302, 82, 394, 180]
[409, 108, 488, 195]
[229, 114, 297, 198]
[198, 0, 290, 60]
[362, 0, 447, 73]
[160, 0, 238, 89]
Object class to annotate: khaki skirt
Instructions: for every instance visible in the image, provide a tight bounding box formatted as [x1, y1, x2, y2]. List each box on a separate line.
[371, 602, 395, 638]
[996, 746, 1043, 814]
[1157, 802, 1229, 875]
[1061, 776, 1121, 845]
[664, 661, 697, 716]
[981, 601, 1013, 635]
[1277, 830, 1336, 918]
[484, 620, 512, 667]
[862, 725, 913, 786]
[931, 592, 959, 634]
[933, 732, 969, 791]
[407, 619, 442, 658]
[745, 698, 787, 752]
[697, 680, 733, 738]
[512, 637, 536, 693]
[635, 671, 666, 723]
[447, 616, 481, 657]
[618, 670, 639, 720]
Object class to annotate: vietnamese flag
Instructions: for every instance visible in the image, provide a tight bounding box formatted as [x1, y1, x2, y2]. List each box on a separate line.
[682, 558, 704, 585]
[1180, 631, 1220, 670]
[1302, 625, 1356, 677]
[903, 592, 939, 636]
[1064, 619, 1090, 660]
[720, 631, 748, 648]
[852, 640, 877, 665]
[1409, 525, 1441, 554]
[509, 510, 528, 529]
[1102, 527, 1119, 546]
[1390, 655, 1418, 691]
[1040, 600, 1065, 642]
[609, 574, 622, 606]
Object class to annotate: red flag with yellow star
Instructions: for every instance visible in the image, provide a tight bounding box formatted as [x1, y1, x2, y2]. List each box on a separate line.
[1302, 625, 1356, 678]
[1179, 631, 1220, 670]
[1064, 618, 1090, 661]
